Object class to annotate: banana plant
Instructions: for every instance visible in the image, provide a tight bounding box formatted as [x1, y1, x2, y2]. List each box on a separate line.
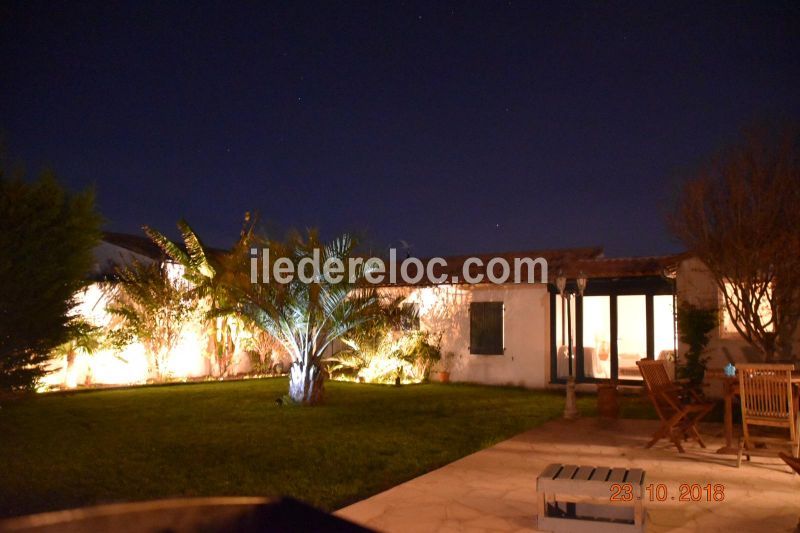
[145, 220, 245, 378]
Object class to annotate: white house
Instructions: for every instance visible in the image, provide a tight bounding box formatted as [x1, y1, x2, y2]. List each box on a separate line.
[43, 233, 799, 391]
[41, 232, 254, 389]
[393, 249, 800, 392]
[385, 249, 683, 388]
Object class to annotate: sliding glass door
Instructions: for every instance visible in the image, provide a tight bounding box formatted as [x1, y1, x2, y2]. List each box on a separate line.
[553, 294, 576, 380]
[549, 279, 675, 383]
[616, 295, 647, 381]
[582, 296, 611, 379]
[653, 294, 677, 378]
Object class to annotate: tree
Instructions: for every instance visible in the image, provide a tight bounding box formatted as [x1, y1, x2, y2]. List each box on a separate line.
[145, 220, 245, 377]
[326, 299, 422, 382]
[51, 318, 103, 387]
[107, 259, 193, 381]
[231, 229, 388, 405]
[0, 167, 102, 391]
[676, 303, 717, 386]
[673, 122, 800, 361]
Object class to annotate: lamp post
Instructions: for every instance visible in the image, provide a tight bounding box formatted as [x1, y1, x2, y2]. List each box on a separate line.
[556, 271, 587, 420]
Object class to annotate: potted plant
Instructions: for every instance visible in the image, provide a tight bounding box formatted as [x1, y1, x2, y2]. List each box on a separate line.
[437, 351, 455, 383]
[676, 303, 718, 391]
[596, 378, 619, 418]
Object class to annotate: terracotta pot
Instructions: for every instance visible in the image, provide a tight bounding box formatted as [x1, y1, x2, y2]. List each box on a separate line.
[597, 382, 619, 418]
[437, 371, 450, 383]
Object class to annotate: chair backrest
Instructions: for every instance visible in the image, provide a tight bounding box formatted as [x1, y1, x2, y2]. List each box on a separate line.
[636, 359, 672, 394]
[637, 359, 681, 420]
[738, 364, 794, 426]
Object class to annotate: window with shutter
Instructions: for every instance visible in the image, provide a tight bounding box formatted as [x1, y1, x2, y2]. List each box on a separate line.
[470, 302, 504, 355]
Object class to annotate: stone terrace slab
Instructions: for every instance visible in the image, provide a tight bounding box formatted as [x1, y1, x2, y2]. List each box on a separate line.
[336, 418, 800, 532]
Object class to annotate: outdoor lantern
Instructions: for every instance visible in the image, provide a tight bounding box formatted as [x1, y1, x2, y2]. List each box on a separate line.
[556, 272, 566, 296]
[576, 272, 587, 296]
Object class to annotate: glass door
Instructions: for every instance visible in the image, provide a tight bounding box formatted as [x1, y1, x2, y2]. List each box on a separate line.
[549, 282, 676, 384]
[554, 294, 576, 379]
[653, 294, 677, 378]
[616, 295, 647, 380]
[582, 296, 611, 379]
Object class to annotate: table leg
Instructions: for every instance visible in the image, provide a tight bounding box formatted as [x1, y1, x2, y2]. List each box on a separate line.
[716, 390, 738, 454]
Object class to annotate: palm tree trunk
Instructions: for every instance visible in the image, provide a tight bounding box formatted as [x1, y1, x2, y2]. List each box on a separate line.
[209, 318, 221, 377]
[288, 350, 324, 405]
[64, 349, 76, 387]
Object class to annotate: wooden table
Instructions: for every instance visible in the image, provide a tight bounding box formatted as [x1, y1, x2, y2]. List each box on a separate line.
[707, 371, 800, 455]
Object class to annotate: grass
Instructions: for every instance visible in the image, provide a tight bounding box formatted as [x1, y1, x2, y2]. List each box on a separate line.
[0, 378, 611, 518]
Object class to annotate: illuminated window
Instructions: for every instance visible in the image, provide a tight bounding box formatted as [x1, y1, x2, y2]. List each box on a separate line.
[653, 295, 676, 377]
[720, 282, 773, 334]
[582, 296, 611, 379]
[549, 281, 677, 383]
[617, 295, 647, 381]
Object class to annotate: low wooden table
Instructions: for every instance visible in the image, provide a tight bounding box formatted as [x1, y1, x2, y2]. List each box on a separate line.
[536, 463, 645, 533]
[707, 371, 800, 455]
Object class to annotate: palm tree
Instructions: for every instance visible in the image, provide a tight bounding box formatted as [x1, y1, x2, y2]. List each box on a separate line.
[325, 297, 417, 380]
[145, 220, 245, 377]
[232, 230, 388, 405]
[53, 318, 102, 387]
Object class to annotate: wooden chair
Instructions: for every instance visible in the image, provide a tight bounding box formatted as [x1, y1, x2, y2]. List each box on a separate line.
[737, 364, 799, 467]
[637, 360, 714, 453]
[779, 452, 800, 474]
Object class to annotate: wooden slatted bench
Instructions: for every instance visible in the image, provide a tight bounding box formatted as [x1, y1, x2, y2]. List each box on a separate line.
[536, 463, 646, 533]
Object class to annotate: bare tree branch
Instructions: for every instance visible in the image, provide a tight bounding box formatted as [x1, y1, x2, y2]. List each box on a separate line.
[672, 121, 800, 361]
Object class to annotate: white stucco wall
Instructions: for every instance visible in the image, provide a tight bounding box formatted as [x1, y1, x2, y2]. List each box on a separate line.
[393, 283, 550, 388]
[677, 257, 800, 364]
[676, 256, 800, 396]
[40, 241, 263, 389]
[40, 283, 219, 388]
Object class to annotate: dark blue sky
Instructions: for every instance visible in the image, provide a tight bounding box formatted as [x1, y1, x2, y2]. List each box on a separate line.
[3, 1, 799, 257]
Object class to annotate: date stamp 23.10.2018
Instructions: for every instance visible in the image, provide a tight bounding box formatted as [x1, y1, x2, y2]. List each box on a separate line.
[610, 483, 726, 502]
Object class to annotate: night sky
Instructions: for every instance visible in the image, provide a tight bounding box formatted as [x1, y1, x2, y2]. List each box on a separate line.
[3, 2, 799, 257]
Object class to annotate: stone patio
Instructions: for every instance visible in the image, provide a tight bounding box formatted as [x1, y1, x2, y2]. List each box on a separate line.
[336, 418, 800, 532]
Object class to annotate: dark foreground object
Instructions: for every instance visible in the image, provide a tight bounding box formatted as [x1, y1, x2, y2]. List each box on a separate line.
[0, 497, 373, 533]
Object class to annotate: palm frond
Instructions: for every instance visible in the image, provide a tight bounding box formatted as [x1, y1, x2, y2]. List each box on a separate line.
[143, 225, 190, 267]
[177, 219, 215, 279]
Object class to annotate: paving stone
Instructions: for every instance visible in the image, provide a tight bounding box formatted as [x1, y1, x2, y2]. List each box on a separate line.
[336, 418, 800, 532]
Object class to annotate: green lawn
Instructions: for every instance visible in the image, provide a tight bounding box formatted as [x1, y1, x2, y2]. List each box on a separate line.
[0, 378, 612, 518]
